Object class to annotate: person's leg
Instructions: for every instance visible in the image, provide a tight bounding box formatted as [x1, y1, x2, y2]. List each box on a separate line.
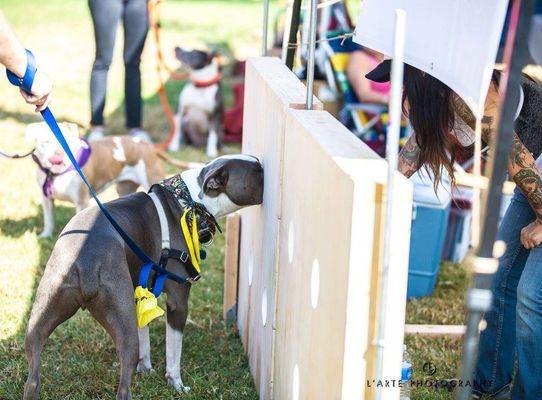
[122, 0, 149, 130]
[512, 246, 542, 399]
[473, 188, 534, 397]
[89, 0, 122, 127]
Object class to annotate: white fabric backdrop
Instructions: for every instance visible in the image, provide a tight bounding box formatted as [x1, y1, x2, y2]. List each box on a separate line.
[353, 0, 510, 115]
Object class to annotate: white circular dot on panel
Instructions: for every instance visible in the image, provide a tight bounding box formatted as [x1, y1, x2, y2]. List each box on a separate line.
[288, 221, 295, 264]
[248, 257, 254, 287]
[292, 364, 300, 400]
[310, 259, 320, 309]
[261, 288, 268, 326]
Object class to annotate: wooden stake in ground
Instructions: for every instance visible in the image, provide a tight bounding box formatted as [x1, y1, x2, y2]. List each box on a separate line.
[223, 213, 241, 322]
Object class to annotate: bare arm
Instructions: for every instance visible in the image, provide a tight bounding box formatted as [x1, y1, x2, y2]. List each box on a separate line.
[0, 11, 27, 77]
[398, 132, 421, 178]
[480, 87, 542, 221]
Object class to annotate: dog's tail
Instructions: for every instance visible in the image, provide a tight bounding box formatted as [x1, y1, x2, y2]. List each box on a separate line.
[156, 150, 205, 170]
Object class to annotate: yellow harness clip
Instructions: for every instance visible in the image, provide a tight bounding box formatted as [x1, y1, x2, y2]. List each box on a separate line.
[180, 208, 201, 274]
[134, 286, 165, 328]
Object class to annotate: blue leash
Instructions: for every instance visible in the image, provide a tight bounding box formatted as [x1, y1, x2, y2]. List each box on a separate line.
[7, 50, 188, 288]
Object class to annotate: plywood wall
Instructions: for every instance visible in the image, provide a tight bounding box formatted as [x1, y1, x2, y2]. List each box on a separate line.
[238, 57, 412, 400]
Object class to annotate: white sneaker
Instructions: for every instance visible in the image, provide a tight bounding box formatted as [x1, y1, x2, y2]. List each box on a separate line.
[87, 127, 104, 141]
[129, 128, 152, 143]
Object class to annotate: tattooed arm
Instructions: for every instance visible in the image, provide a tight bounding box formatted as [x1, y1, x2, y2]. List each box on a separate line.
[481, 85, 542, 248]
[398, 132, 421, 178]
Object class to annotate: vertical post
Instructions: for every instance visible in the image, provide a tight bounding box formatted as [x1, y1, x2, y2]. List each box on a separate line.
[262, 0, 270, 56]
[457, 0, 534, 399]
[305, 0, 318, 109]
[284, 0, 302, 69]
[374, 9, 406, 400]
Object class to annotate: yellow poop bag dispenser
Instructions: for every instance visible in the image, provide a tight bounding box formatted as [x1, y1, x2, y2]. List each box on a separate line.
[134, 262, 166, 328]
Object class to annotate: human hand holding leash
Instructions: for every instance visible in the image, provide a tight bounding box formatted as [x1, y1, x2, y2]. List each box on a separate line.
[0, 11, 53, 111]
[19, 69, 53, 112]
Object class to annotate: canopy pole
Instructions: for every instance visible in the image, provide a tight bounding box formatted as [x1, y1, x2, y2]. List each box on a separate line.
[305, 0, 318, 109]
[374, 9, 406, 400]
[456, 1, 535, 399]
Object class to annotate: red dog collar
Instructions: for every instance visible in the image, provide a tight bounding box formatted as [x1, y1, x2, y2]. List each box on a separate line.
[192, 74, 221, 88]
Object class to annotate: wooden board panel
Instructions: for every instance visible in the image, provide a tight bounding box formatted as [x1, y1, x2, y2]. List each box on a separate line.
[238, 56, 412, 400]
[273, 109, 407, 400]
[238, 57, 322, 399]
[223, 213, 241, 322]
[405, 324, 467, 337]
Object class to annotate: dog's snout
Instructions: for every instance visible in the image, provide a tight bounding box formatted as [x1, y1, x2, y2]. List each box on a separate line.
[48, 154, 64, 165]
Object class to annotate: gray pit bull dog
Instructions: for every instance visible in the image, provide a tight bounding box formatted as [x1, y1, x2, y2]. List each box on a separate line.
[23, 154, 264, 400]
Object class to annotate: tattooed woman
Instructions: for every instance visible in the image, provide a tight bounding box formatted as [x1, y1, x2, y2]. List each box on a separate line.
[366, 60, 542, 400]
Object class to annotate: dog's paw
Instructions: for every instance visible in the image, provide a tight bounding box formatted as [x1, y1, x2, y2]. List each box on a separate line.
[166, 376, 191, 394]
[168, 141, 181, 152]
[38, 230, 53, 239]
[136, 361, 154, 374]
[206, 148, 218, 158]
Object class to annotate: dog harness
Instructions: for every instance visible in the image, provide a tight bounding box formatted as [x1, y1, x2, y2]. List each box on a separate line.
[134, 178, 220, 328]
[32, 138, 91, 198]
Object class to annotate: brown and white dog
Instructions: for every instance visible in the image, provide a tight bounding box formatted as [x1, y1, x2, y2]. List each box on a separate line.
[27, 122, 165, 237]
[167, 48, 223, 158]
[22, 154, 264, 400]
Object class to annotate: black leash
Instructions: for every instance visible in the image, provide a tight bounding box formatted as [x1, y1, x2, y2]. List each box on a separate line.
[0, 147, 35, 159]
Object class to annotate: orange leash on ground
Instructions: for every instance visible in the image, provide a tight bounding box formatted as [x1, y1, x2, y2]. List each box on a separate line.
[148, 0, 189, 150]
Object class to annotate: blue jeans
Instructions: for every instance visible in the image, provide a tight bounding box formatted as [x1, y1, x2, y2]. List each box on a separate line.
[474, 188, 542, 399]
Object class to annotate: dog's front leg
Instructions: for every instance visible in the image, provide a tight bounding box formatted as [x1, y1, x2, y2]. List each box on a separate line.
[206, 111, 221, 158]
[206, 128, 219, 158]
[74, 187, 90, 214]
[39, 196, 54, 238]
[165, 303, 190, 393]
[137, 326, 154, 373]
[168, 107, 184, 152]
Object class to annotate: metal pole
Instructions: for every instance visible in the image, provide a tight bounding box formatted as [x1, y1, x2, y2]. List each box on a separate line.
[285, 0, 302, 69]
[456, 0, 535, 399]
[262, 0, 270, 56]
[374, 9, 406, 400]
[305, 0, 318, 109]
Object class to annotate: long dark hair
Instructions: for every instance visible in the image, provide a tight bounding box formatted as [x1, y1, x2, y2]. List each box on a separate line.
[402, 67, 502, 190]
[402, 65, 457, 190]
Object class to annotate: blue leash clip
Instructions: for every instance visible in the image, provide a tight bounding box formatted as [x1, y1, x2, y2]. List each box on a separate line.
[6, 49, 189, 287]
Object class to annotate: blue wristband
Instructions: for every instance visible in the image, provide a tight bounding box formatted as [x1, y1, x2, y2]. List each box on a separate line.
[6, 49, 36, 93]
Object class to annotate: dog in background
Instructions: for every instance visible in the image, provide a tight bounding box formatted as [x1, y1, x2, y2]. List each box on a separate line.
[27, 122, 164, 237]
[168, 47, 223, 158]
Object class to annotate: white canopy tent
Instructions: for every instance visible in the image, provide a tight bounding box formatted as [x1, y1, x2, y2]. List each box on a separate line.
[353, 0, 510, 116]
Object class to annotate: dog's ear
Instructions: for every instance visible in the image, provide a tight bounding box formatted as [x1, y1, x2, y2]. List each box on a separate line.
[175, 46, 189, 64]
[207, 49, 218, 63]
[174, 46, 182, 60]
[199, 162, 229, 198]
[64, 123, 80, 138]
[25, 122, 46, 143]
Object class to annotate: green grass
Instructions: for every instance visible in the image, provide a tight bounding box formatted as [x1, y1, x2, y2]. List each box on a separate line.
[0, 1, 467, 399]
[405, 262, 469, 400]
